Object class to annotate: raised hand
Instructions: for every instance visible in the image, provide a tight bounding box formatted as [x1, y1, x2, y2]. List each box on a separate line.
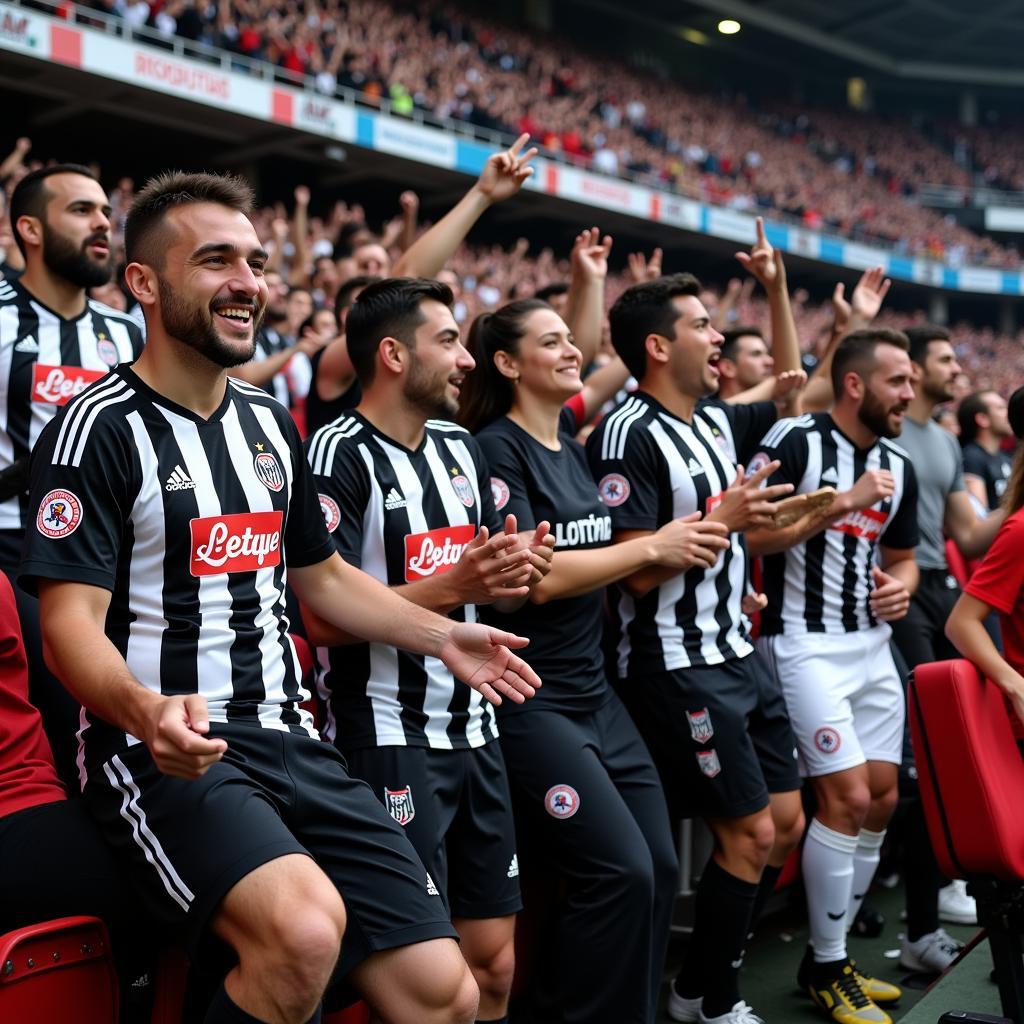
[735, 216, 783, 292]
[869, 565, 910, 621]
[831, 280, 852, 334]
[842, 469, 895, 511]
[571, 227, 613, 282]
[707, 460, 794, 532]
[439, 622, 541, 705]
[651, 511, 730, 570]
[476, 133, 538, 205]
[399, 190, 419, 215]
[771, 369, 808, 402]
[294, 185, 311, 207]
[142, 694, 227, 780]
[849, 266, 891, 325]
[627, 247, 663, 283]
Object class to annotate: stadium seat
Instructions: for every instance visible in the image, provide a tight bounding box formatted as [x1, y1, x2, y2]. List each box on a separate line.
[324, 1003, 370, 1023]
[0, 916, 118, 1023]
[907, 659, 1024, 1019]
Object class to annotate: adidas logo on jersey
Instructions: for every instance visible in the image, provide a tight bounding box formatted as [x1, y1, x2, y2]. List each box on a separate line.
[426, 873, 439, 896]
[821, 467, 839, 484]
[384, 487, 407, 510]
[14, 336, 38, 354]
[687, 458, 705, 476]
[165, 465, 196, 491]
[507, 854, 519, 879]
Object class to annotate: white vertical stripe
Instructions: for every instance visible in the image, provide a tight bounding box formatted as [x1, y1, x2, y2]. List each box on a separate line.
[781, 429, 819, 628]
[0, 303, 19, 529]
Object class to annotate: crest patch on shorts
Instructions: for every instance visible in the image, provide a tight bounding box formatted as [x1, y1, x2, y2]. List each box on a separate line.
[384, 785, 416, 825]
[814, 727, 842, 754]
[686, 707, 714, 744]
[696, 749, 721, 778]
[544, 784, 580, 819]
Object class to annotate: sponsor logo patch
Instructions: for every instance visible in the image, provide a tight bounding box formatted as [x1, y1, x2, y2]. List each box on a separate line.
[450, 473, 475, 508]
[706, 492, 725, 516]
[190, 511, 283, 576]
[490, 477, 510, 511]
[32, 364, 104, 405]
[384, 487, 406, 511]
[687, 457, 705, 477]
[686, 707, 714, 744]
[507, 854, 519, 878]
[814, 727, 842, 754]
[696, 749, 721, 778]
[165, 465, 195, 492]
[404, 524, 475, 580]
[384, 785, 415, 826]
[14, 335, 38, 354]
[598, 473, 630, 507]
[544, 784, 580, 819]
[36, 489, 83, 539]
[253, 451, 284, 492]
[319, 494, 341, 533]
[830, 507, 886, 542]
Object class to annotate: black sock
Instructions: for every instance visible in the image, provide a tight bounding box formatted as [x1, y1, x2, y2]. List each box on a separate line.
[676, 857, 759, 1018]
[203, 983, 269, 1024]
[748, 863, 783, 940]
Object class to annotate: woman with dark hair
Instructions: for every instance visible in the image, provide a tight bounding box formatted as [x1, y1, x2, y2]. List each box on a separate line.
[946, 384, 1024, 730]
[459, 299, 730, 1024]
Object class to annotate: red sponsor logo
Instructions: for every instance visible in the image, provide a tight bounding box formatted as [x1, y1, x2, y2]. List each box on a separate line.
[190, 511, 283, 576]
[404, 524, 475, 580]
[32, 364, 105, 405]
[831, 507, 886, 542]
[706, 492, 724, 516]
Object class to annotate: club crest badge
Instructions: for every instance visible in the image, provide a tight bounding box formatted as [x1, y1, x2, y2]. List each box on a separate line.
[544, 784, 580, 819]
[598, 473, 630, 507]
[384, 786, 416, 826]
[686, 707, 714, 744]
[490, 477, 510, 511]
[746, 452, 771, 477]
[254, 451, 284, 492]
[451, 474, 475, 508]
[96, 337, 119, 367]
[814, 727, 842, 754]
[36, 489, 83, 539]
[319, 494, 341, 533]
[696, 749, 722, 778]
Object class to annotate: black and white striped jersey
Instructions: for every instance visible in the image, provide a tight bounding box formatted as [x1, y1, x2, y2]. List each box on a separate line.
[585, 392, 771, 676]
[306, 413, 502, 751]
[251, 326, 290, 407]
[19, 366, 336, 780]
[0, 278, 145, 531]
[755, 413, 919, 636]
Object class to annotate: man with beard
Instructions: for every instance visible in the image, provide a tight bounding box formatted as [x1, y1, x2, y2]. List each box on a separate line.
[1, 164, 144, 786]
[304, 277, 553, 1024]
[747, 328, 919, 1024]
[20, 172, 543, 1024]
[885, 326, 1007, 975]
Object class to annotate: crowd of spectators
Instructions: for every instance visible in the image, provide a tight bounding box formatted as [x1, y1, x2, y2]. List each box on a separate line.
[55, 0, 1024, 267]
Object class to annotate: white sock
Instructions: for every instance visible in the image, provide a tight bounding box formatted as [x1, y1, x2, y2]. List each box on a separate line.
[846, 828, 886, 928]
[803, 817, 859, 963]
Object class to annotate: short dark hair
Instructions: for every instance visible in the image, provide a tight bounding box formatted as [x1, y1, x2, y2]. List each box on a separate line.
[831, 328, 910, 397]
[721, 325, 764, 362]
[345, 277, 454, 385]
[903, 324, 950, 367]
[124, 171, 254, 268]
[608, 273, 703, 379]
[1008, 385, 1024, 441]
[534, 282, 569, 304]
[957, 390, 996, 445]
[10, 163, 101, 258]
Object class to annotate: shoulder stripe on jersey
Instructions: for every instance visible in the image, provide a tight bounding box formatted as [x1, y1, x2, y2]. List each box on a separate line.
[760, 413, 814, 450]
[84, 299, 142, 331]
[52, 374, 134, 467]
[307, 417, 363, 475]
[227, 376, 279, 400]
[601, 396, 647, 461]
[879, 438, 911, 462]
[425, 419, 470, 434]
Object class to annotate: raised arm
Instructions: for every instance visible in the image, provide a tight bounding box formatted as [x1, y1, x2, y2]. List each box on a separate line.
[563, 227, 612, 368]
[393, 134, 537, 279]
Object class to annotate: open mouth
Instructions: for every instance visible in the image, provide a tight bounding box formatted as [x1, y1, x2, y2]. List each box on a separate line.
[708, 351, 721, 376]
[213, 305, 255, 332]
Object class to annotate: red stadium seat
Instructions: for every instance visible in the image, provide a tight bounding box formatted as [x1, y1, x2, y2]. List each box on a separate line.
[908, 659, 1024, 1018]
[0, 916, 118, 1024]
[324, 1003, 370, 1023]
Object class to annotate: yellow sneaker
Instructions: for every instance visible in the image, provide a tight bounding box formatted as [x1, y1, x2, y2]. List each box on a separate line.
[850, 962, 901, 1005]
[805, 960, 892, 1024]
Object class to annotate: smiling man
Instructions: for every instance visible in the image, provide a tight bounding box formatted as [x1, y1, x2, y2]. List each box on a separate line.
[1, 164, 144, 786]
[304, 277, 553, 1024]
[19, 173, 542, 1024]
[586, 274, 804, 1024]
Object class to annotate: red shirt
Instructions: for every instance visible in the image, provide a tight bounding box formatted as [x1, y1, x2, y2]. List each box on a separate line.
[0, 574, 65, 817]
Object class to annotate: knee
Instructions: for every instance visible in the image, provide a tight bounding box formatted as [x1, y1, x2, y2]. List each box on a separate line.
[721, 816, 775, 874]
[822, 784, 871, 828]
[870, 785, 899, 826]
[773, 806, 806, 859]
[436, 958, 480, 1024]
[273, 904, 345, 987]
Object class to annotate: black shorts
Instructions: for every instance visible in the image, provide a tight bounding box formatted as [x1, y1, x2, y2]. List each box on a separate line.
[621, 652, 800, 820]
[84, 725, 457, 974]
[343, 740, 521, 919]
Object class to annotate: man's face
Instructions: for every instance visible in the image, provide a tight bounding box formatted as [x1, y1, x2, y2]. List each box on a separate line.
[982, 391, 1012, 439]
[286, 289, 314, 331]
[858, 344, 915, 439]
[724, 334, 773, 390]
[153, 202, 268, 368]
[661, 295, 724, 399]
[401, 299, 473, 419]
[264, 271, 289, 320]
[917, 340, 962, 403]
[35, 173, 114, 288]
[353, 243, 390, 277]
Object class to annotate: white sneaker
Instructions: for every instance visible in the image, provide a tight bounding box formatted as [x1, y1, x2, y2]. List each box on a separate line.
[667, 988, 702, 1022]
[899, 928, 965, 973]
[938, 879, 977, 925]
[699, 1001, 766, 1024]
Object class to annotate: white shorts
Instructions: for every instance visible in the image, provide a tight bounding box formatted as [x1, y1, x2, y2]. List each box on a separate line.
[757, 625, 904, 777]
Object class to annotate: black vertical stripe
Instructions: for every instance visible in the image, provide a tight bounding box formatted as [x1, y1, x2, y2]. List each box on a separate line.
[803, 438, 838, 632]
[839, 446, 868, 631]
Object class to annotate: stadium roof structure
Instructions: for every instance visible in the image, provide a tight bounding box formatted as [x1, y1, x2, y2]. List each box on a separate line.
[628, 0, 1024, 88]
